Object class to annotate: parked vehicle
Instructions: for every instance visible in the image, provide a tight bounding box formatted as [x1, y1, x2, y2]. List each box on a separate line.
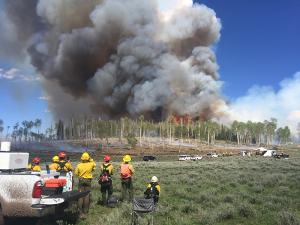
[178, 155, 191, 161]
[263, 150, 277, 157]
[207, 152, 218, 158]
[255, 147, 268, 156]
[191, 155, 203, 161]
[240, 150, 251, 157]
[273, 152, 289, 159]
[0, 142, 88, 225]
[143, 156, 156, 161]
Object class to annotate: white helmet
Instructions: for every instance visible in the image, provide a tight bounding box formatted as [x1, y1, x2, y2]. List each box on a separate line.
[151, 176, 158, 183]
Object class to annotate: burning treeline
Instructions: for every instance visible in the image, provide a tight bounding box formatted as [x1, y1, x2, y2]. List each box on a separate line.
[3, 0, 227, 121]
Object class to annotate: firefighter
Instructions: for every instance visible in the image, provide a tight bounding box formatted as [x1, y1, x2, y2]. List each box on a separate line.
[75, 152, 96, 218]
[49, 156, 60, 171]
[144, 176, 160, 204]
[57, 151, 74, 192]
[28, 157, 42, 172]
[120, 155, 134, 202]
[57, 151, 73, 172]
[98, 155, 114, 205]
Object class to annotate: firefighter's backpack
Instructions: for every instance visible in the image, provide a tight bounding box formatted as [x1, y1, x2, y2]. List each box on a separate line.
[98, 164, 111, 184]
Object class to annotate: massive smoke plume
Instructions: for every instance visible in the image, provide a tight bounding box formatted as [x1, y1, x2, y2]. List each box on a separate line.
[2, 0, 226, 120]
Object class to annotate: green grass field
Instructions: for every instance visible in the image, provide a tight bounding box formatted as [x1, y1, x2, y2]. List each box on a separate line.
[41, 154, 300, 225]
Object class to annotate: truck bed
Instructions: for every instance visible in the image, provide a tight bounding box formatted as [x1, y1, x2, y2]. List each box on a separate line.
[0, 170, 88, 219]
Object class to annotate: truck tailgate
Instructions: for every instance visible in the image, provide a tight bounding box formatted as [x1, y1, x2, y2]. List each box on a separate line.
[34, 191, 90, 206]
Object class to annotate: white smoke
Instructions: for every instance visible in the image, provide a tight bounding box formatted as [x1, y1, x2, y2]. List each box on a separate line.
[227, 72, 300, 133]
[156, 0, 193, 21]
[157, 0, 193, 12]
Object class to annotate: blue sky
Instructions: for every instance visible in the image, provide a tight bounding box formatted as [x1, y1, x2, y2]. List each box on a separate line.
[0, 54, 53, 132]
[196, 0, 300, 98]
[0, 66, 53, 132]
[0, 0, 299, 132]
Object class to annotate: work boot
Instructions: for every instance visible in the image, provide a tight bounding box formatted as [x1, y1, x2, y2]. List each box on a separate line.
[79, 213, 87, 220]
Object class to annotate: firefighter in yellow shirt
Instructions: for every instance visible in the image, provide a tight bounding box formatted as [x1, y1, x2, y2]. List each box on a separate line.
[57, 151, 74, 192]
[28, 157, 42, 172]
[49, 156, 60, 171]
[144, 176, 161, 204]
[58, 151, 73, 173]
[75, 152, 96, 218]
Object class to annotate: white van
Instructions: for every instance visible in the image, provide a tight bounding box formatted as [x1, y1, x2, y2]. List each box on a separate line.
[178, 155, 191, 161]
[191, 155, 203, 161]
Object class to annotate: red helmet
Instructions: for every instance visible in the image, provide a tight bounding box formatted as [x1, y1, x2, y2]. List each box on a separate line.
[32, 157, 41, 164]
[58, 151, 66, 159]
[104, 155, 111, 162]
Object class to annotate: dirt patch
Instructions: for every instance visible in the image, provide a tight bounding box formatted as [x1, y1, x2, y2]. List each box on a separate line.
[13, 140, 243, 162]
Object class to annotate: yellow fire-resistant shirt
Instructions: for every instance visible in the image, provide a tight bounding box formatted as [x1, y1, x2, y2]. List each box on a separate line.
[100, 163, 114, 175]
[28, 164, 41, 172]
[49, 162, 60, 171]
[75, 161, 96, 179]
[147, 183, 161, 193]
[58, 160, 73, 171]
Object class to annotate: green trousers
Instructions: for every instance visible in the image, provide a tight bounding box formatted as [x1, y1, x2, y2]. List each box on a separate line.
[101, 180, 113, 205]
[121, 177, 133, 202]
[78, 178, 92, 214]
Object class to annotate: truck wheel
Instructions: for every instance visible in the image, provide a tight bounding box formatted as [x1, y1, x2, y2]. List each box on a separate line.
[0, 205, 5, 225]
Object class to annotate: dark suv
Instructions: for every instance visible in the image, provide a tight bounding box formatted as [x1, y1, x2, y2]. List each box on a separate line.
[143, 156, 156, 161]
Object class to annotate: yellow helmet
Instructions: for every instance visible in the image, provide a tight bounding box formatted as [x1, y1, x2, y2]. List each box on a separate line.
[123, 154, 131, 162]
[81, 152, 90, 161]
[52, 156, 59, 162]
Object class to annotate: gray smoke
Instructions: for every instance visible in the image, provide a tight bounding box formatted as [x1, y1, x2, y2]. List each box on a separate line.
[0, 0, 42, 59]
[1, 0, 226, 120]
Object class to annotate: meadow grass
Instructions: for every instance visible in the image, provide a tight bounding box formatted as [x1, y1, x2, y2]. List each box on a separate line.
[40, 155, 300, 225]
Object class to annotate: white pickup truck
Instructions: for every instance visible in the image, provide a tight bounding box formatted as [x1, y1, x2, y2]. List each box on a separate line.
[178, 155, 203, 161]
[0, 143, 87, 225]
